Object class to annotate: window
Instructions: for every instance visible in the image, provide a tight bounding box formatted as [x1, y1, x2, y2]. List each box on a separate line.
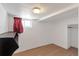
[22, 20, 32, 28]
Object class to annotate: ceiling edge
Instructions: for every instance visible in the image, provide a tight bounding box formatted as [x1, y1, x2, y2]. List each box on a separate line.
[39, 4, 78, 21]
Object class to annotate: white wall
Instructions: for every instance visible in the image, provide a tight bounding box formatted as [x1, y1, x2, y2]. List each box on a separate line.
[8, 15, 53, 53]
[8, 8, 78, 53]
[0, 4, 8, 34]
[43, 8, 78, 49]
[0, 4, 78, 54]
[78, 5, 79, 56]
[17, 21, 53, 52]
[8, 14, 14, 31]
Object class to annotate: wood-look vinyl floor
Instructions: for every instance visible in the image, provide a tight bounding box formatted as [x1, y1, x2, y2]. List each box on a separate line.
[13, 44, 78, 56]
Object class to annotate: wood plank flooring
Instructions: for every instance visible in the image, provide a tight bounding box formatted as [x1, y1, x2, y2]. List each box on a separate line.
[13, 44, 78, 56]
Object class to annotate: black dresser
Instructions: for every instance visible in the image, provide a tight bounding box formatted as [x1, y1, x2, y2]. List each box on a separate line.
[0, 32, 19, 56]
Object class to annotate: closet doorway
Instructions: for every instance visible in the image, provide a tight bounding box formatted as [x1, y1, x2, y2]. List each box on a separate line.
[68, 24, 78, 48]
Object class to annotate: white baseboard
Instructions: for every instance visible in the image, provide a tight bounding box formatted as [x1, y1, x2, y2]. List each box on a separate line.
[14, 42, 68, 54]
[14, 42, 53, 54]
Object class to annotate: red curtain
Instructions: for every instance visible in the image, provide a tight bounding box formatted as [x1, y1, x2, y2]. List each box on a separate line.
[13, 17, 23, 33]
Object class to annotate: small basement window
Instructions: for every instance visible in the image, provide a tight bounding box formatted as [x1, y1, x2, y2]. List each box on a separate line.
[22, 20, 32, 28]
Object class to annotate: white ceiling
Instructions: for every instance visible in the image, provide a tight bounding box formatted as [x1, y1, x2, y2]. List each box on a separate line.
[2, 3, 76, 20]
[41, 7, 78, 22]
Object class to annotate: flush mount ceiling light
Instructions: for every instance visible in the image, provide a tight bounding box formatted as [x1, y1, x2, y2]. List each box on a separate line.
[32, 7, 41, 14]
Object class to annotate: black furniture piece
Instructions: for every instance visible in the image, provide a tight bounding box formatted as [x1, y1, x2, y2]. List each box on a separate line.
[0, 32, 19, 56]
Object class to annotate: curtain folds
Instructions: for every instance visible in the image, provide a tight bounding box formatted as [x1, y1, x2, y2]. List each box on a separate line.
[13, 17, 23, 33]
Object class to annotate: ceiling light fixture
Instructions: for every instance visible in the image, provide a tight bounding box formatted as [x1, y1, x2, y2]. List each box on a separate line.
[33, 7, 41, 14]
